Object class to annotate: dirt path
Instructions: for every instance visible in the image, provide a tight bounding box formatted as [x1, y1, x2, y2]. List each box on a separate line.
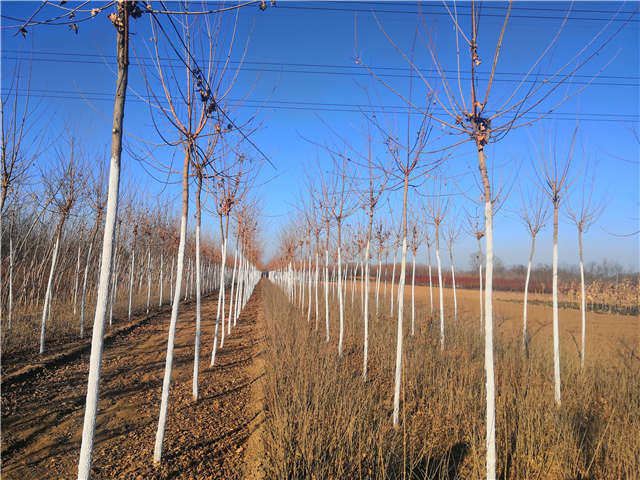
[2, 280, 267, 479]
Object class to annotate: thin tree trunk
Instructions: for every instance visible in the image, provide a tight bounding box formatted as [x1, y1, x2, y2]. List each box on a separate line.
[314, 250, 319, 330]
[363, 239, 370, 379]
[80, 236, 96, 339]
[193, 176, 203, 401]
[479, 147, 496, 480]
[392, 175, 409, 426]
[552, 202, 561, 406]
[337, 223, 344, 356]
[523, 235, 535, 350]
[450, 248, 457, 324]
[411, 249, 416, 336]
[477, 237, 483, 332]
[390, 247, 397, 315]
[324, 248, 330, 342]
[158, 253, 163, 307]
[77, 7, 129, 476]
[128, 229, 137, 321]
[40, 219, 65, 354]
[73, 244, 82, 315]
[579, 228, 586, 369]
[8, 234, 13, 329]
[435, 224, 444, 349]
[154, 143, 190, 463]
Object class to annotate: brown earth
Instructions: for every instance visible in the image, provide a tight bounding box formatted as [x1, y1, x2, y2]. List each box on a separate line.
[1, 280, 267, 480]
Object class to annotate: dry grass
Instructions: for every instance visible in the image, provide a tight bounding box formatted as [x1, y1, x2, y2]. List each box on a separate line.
[260, 280, 640, 479]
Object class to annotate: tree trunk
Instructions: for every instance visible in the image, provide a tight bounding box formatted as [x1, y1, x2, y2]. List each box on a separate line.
[411, 249, 416, 336]
[390, 247, 397, 315]
[337, 222, 344, 356]
[193, 176, 202, 401]
[363, 239, 370, 380]
[427, 243, 433, 315]
[435, 223, 444, 349]
[128, 229, 137, 321]
[523, 235, 535, 350]
[80, 237, 95, 339]
[477, 237, 483, 332]
[579, 228, 586, 369]
[154, 142, 190, 463]
[158, 253, 163, 307]
[145, 248, 152, 314]
[552, 201, 561, 405]
[324, 248, 330, 343]
[450, 247, 457, 324]
[40, 218, 65, 354]
[478, 147, 496, 480]
[376, 253, 381, 314]
[314, 250, 319, 330]
[77, 6, 129, 476]
[8, 234, 13, 329]
[73, 244, 82, 315]
[392, 174, 409, 426]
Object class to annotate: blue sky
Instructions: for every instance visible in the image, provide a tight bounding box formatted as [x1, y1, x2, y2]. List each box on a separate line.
[2, 1, 638, 270]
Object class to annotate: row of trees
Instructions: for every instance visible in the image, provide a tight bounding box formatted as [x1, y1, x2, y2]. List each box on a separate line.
[2, 1, 272, 478]
[266, 2, 633, 478]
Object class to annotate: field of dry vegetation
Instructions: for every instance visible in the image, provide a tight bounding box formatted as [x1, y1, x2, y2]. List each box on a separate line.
[260, 280, 639, 479]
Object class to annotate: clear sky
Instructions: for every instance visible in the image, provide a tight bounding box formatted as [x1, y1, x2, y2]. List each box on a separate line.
[2, 1, 638, 271]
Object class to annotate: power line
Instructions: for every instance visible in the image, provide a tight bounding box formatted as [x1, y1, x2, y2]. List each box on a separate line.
[4, 89, 636, 124]
[3, 54, 638, 88]
[275, 4, 639, 23]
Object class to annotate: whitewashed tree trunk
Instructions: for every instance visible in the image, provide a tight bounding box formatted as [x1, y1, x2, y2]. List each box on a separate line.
[127, 230, 136, 321]
[8, 234, 13, 329]
[153, 145, 190, 463]
[193, 219, 201, 401]
[579, 229, 586, 369]
[337, 228, 344, 356]
[363, 239, 370, 380]
[427, 253, 433, 315]
[314, 250, 319, 330]
[479, 148, 496, 480]
[435, 224, 445, 349]
[552, 203, 561, 406]
[392, 177, 409, 426]
[145, 249, 152, 314]
[211, 237, 227, 366]
[522, 235, 535, 349]
[324, 248, 330, 342]
[390, 247, 397, 315]
[77, 13, 128, 476]
[307, 256, 312, 323]
[483, 196, 496, 480]
[477, 237, 483, 332]
[411, 250, 416, 336]
[170, 255, 175, 301]
[73, 244, 82, 315]
[376, 253, 381, 314]
[109, 255, 119, 327]
[158, 253, 163, 307]
[228, 243, 238, 335]
[450, 249, 457, 324]
[80, 229, 98, 339]
[40, 222, 64, 354]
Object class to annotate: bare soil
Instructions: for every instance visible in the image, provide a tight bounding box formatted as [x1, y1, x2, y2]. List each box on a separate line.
[1, 281, 266, 480]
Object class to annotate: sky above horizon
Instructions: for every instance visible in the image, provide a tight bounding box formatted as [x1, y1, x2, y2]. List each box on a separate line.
[2, 1, 639, 271]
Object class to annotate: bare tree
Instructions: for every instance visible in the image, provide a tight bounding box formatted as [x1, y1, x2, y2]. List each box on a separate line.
[519, 191, 549, 352]
[39, 137, 82, 354]
[567, 165, 603, 368]
[537, 127, 576, 406]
